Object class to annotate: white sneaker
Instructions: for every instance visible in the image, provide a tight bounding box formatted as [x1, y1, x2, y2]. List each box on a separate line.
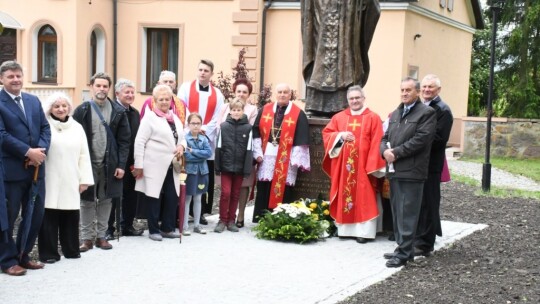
[182, 230, 191, 236]
[161, 231, 181, 238]
[193, 226, 207, 234]
[149, 234, 163, 241]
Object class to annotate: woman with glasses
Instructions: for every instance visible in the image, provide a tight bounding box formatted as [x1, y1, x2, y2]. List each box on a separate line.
[133, 85, 186, 241]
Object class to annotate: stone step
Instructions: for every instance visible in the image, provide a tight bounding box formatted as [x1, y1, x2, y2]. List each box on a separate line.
[446, 147, 462, 160]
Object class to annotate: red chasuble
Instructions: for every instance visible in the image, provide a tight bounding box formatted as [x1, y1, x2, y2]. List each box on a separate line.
[322, 108, 385, 224]
[258, 102, 302, 209]
[188, 81, 217, 125]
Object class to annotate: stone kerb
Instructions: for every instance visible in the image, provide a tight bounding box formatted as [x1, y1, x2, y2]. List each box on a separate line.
[462, 117, 540, 159]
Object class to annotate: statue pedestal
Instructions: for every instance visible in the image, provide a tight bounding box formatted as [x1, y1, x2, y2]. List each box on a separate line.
[290, 117, 331, 201]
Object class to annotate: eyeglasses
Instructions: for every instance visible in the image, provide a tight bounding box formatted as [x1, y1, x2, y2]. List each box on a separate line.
[189, 122, 201, 126]
[348, 96, 365, 101]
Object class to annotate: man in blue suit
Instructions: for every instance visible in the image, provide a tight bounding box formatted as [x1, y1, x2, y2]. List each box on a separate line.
[0, 61, 51, 276]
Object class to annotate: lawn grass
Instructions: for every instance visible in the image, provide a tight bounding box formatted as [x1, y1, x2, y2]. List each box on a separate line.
[459, 156, 540, 182]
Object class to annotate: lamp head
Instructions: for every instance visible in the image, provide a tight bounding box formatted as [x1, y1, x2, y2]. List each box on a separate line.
[489, 0, 505, 12]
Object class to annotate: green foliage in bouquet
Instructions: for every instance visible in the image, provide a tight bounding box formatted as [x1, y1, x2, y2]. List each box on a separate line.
[303, 195, 337, 237]
[252, 198, 334, 244]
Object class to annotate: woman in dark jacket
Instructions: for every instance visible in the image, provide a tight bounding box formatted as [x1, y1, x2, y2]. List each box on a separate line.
[214, 99, 253, 233]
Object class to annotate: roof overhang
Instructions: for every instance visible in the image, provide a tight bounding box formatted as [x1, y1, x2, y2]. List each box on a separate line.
[381, 1, 483, 33]
[470, 0, 485, 30]
[0, 11, 23, 30]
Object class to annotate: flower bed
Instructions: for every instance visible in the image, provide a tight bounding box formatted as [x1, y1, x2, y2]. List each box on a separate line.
[252, 198, 335, 244]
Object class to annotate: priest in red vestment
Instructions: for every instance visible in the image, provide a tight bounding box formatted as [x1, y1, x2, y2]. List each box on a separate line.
[140, 70, 187, 125]
[322, 85, 385, 243]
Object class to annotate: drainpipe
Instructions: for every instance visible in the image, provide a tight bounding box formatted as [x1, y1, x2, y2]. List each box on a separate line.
[113, 0, 118, 87]
[259, 0, 273, 93]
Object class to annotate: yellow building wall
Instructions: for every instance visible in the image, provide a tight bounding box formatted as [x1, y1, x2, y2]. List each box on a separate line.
[263, 8, 303, 97]
[117, 0, 238, 109]
[363, 10, 408, 118]
[74, 0, 114, 103]
[1, 0, 477, 147]
[1, 0, 77, 90]
[401, 10, 473, 146]
[261, 4, 474, 146]
[418, 0, 477, 26]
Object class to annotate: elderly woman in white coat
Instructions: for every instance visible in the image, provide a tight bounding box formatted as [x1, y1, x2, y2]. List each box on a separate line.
[38, 93, 94, 263]
[133, 85, 186, 241]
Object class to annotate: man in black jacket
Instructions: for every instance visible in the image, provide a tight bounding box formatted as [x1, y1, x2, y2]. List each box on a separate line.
[414, 74, 453, 256]
[380, 77, 436, 267]
[106, 79, 143, 240]
[73, 73, 131, 251]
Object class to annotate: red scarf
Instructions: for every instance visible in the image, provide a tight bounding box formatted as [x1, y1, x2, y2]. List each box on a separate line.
[188, 81, 217, 125]
[258, 102, 301, 209]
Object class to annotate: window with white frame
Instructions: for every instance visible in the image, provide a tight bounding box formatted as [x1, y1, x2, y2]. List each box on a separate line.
[143, 27, 179, 93]
[37, 24, 57, 83]
[89, 28, 106, 80]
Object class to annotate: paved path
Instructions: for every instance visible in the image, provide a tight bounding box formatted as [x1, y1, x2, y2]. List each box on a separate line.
[447, 159, 540, 192]
[0, 207, 486, 304]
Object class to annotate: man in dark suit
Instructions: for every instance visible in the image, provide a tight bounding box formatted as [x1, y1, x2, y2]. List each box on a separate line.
[414, 74, 453, 256]
[0, 61, 51, 276]
[380, 77, 436, 268]
[106, 78, 143, 239]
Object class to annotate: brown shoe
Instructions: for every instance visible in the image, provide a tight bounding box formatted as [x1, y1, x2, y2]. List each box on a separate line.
[95, 238, 113, 250]
[2, 265, 27, 276]
[20, 260, 45, 270]
[79, 240, 94, 252]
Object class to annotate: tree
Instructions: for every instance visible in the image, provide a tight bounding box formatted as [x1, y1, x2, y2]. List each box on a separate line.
[498, 0, 540, 118]
[468, 19, 494, 116]
[468, 0, 540, 118]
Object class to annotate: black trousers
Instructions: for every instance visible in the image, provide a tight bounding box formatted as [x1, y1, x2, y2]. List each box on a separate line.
[145, 168, 178, 235]
[415, 172, 442, 251]
[389, 179, 424, 261]
[381, 196, 394, 232]
[201, 160, 215, 214]
[38, 208, 80, 261]
[107, 171, 140, 232]
[252, 181, 294, 223]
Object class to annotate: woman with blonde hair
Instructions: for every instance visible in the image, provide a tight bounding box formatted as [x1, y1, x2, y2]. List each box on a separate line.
[38, 92, 94, 263]
[133, 85, 186, 241]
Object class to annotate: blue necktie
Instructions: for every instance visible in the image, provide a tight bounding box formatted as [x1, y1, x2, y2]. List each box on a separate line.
[14, 96, 26, 116]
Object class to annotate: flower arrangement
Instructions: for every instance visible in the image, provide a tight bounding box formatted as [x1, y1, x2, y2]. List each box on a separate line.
[303, 197, 337, 237]
[252, 198, 335, 244]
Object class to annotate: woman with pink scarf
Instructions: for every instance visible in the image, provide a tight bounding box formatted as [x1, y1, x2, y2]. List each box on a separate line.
[133, 85, 186, 241]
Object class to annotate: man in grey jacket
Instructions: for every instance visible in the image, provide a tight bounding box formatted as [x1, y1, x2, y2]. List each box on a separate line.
[380, 77, 436, 268]
[73, 73, 131, 252]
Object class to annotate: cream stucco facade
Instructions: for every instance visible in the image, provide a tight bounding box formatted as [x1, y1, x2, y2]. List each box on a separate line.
[1, 0, 483, 147]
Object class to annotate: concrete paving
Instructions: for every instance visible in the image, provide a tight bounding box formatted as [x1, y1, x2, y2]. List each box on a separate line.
[0, 206, 486, 304]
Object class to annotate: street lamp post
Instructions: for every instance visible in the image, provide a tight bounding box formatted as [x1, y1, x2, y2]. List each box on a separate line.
[482, 0, 505, 192]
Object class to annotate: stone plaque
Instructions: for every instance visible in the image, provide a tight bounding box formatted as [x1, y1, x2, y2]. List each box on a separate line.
[290, 117, 331, 201]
